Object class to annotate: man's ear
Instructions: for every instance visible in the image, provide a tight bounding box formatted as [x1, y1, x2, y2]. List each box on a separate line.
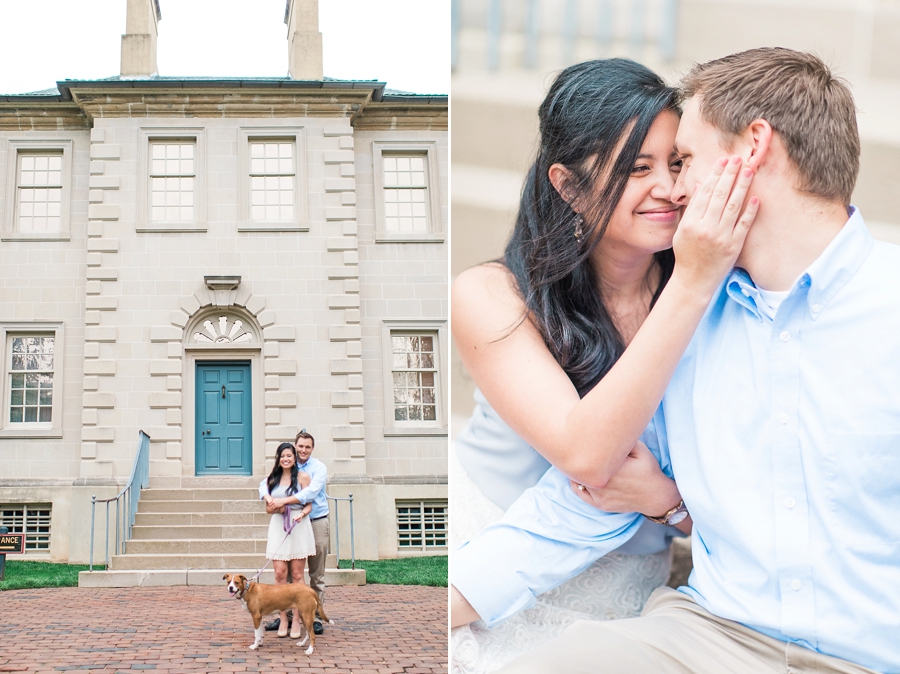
[744, 118, 773, 172]
[548, 163, 578, 207]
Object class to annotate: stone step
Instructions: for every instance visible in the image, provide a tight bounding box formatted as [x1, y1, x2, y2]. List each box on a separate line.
[134, 512, 271, 526]
[149, 476, 261, 490]
[79, 567, 366, 588]
[131, 524, 269, 540]
[140, 488, 259, 501]
[137, 499, 262, 513]
[110, 552, 274, 570]
[125, 538, 269, 555]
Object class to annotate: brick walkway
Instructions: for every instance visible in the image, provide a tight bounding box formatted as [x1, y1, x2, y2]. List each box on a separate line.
[0, 585, 447, 674]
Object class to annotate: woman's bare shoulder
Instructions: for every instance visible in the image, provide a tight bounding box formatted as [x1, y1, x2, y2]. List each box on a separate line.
[453, 263, 522, 311]
[452, 262, 540, 359]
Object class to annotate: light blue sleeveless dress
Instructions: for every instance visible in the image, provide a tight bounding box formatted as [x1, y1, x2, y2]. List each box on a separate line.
[450, 389, 674, 674]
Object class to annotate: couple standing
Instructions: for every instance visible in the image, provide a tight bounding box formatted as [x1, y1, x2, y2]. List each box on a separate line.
[259, 431, 329, 639]
[451, 48, 899, 674]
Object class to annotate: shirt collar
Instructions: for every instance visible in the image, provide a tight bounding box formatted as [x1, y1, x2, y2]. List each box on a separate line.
[724, 206, 872, 322]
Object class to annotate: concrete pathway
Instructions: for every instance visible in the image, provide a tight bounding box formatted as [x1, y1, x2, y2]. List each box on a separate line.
[0, 584, 447, 673]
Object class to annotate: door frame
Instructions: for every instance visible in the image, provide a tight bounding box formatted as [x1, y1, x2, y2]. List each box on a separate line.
[182, 346, 263, 478]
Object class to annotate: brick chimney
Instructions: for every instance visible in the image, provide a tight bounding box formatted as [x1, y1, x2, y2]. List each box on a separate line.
[285, 0, 323, 80]
[121, 0, 161, 77]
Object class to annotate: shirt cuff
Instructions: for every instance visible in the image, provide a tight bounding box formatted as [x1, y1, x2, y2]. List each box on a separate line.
[451, 536, 538, 628]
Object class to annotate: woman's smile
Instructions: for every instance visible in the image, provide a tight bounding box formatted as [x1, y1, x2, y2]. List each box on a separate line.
[636, 207, 681, 224]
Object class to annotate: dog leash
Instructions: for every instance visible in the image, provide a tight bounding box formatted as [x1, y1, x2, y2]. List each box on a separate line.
[249, 509, 302, 581]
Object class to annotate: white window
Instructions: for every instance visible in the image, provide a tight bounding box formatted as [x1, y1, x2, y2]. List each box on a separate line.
[137, 128, 206, 233]
[16, 153, 63, 233]
[2, 140, 73, 241]
[149, 141, 195, 223]
[0, 504, 51, 552]
[396, 500, 448, 552]
[381, 320, 447, 436]
[391, 333, 438, 423]
[8, 335, 54, 424]
[238, 127, 308, 232]
[383, 154, 428, 233]
[0, 323, 64, 438]
[249, 141, 294, 222]
[373, 141, 444, 243]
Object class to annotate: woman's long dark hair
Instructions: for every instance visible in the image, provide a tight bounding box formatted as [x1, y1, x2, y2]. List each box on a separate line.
[505, 59, 680, 397]
[266, 442, 299, 496]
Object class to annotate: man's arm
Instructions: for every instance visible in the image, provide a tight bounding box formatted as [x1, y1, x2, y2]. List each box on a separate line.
[452, 467, 643, 629]
[294, 460, 326, 504]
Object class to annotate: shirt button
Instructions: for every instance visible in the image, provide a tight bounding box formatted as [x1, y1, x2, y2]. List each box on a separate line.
[780, 331, 790, 342]
[791, 579, 802, 591]
[741, 288, 751, 297]
[785, 497, 796, 509]
[811, 304, 821, 313]
[778, 413, 789, 424]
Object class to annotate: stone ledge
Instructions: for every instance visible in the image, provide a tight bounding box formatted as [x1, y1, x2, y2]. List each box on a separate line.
[78, 567, 366, 588]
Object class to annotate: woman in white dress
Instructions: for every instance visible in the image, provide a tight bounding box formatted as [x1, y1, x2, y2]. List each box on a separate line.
[259, 441, 316, 639]
[450, 59, 758, 673]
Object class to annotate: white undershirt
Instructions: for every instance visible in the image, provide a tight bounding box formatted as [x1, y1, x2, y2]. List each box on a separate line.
[756, 286, 791, 319]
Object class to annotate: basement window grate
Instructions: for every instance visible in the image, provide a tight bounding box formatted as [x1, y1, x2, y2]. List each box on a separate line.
[396, 500, 447, 551]
[0, 503, 51, 551]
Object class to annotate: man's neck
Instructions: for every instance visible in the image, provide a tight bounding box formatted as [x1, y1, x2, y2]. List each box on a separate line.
[736, 194, 849, 291]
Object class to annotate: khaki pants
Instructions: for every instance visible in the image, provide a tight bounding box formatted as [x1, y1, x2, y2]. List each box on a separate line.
[307, 516, 330, 613]
[496, 588, 878, 674]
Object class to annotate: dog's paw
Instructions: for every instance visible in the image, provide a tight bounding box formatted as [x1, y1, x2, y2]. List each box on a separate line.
[249, 643, 259, 651]
[296, 634, 309, 647]
[305, 644, 314, 655]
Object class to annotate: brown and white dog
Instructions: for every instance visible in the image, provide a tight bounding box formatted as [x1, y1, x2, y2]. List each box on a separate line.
[224, 573, 333, 653]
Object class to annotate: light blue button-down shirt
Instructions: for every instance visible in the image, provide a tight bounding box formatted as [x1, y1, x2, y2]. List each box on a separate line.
[662, 208, 900, 673]
[295, 457, 329, 519]
[454, 209, 900, 671]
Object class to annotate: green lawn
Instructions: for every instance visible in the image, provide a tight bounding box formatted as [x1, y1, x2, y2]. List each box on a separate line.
[338, 555, 447, 587]
[0, 560, 104, 591]
[0, 556, 447, 590]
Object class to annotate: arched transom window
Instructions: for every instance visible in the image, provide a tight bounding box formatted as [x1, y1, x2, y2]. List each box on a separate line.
[192, 315, 255, 344]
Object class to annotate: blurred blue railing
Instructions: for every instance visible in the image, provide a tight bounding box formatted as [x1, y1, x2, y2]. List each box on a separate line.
[452, 0, 679, 71]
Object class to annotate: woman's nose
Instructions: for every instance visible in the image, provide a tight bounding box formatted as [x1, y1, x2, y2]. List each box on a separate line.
[651, 167, 677, 200]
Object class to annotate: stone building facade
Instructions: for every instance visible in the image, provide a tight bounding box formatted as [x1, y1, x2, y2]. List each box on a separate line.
[0, 0, 448, 567]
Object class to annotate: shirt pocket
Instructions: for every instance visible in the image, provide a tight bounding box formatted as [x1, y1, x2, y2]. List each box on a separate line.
[823, 432, 900, 547]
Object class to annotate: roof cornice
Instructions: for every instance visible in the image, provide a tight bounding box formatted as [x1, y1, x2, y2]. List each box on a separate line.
[0, 78, 447, 128]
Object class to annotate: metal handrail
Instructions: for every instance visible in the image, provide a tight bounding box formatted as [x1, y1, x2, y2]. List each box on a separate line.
[88, 430, 150, 571]
[326, 493, 355, 570]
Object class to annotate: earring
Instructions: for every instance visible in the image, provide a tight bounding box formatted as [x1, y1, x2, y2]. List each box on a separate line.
[573, 213, 584, 240]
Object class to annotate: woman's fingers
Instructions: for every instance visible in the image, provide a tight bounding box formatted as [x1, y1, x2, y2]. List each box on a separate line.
[732, 196, 760, 246]
[685, 156, 729, 221]
[702, 155, 744, 225]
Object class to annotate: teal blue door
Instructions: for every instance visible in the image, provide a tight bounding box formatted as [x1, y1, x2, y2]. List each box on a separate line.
[195, 362, 252, 475]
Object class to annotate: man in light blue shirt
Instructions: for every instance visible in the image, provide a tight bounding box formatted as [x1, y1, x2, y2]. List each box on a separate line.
[496, 48, 899, 674]
[293, 430, 329, 633]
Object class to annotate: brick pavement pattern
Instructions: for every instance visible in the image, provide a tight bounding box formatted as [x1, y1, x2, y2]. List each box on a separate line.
[0, 585, 447, 674]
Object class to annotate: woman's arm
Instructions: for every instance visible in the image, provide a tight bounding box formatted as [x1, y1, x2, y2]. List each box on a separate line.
[451, 585, 482, 628]
[293, 502, 313, 521]
[568, 441, 693, 534]
[453, 158, 757, 488]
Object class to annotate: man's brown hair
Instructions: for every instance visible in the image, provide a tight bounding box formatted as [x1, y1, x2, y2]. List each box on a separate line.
[295, 430, 315, 447]
[681, 47, 859, 205]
